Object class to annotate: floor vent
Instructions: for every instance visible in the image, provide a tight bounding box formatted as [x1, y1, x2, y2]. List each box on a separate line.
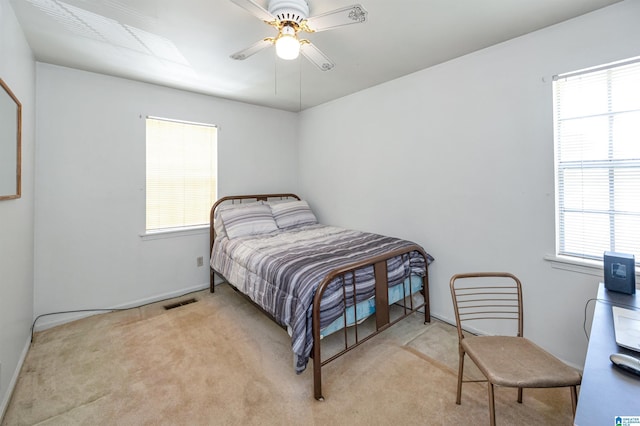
[163, 298, 197, 310]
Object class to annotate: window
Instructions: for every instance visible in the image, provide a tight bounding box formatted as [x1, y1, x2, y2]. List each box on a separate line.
[553, 57, 640, 265]
[146, 117, 217, 232]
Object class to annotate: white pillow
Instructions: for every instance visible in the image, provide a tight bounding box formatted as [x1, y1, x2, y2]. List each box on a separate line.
[270, 200, 318, 229]
[213, 208, 229, 238]
[219, 203, 278, 239]
[214, 202, 256, 239]
[215, 201, 265, 236]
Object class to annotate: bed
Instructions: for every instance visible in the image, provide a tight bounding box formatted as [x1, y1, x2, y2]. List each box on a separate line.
[209, 193, 434, 400]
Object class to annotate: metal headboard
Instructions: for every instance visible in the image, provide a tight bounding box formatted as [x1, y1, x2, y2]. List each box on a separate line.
[208, 193, 301, 291]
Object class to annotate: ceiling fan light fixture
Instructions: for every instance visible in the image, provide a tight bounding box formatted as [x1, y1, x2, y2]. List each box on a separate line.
[275, 25, 300, 60]
[229, 0, 367, 71]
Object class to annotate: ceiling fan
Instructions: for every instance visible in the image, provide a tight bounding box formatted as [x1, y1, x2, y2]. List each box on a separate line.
[229, 0, 368, 71]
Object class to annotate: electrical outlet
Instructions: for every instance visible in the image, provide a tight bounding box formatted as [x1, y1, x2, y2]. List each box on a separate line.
[197, 256, 204, 267]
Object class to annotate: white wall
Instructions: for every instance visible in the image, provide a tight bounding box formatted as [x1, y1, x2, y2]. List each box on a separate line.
[33, 64, 299, 328]
[3, 4, 638, 419]
[298, 0, 640, 368]
[0, 0, 35, 417]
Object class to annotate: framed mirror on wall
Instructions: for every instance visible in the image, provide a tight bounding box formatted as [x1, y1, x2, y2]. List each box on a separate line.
[0, 78, 22, 200]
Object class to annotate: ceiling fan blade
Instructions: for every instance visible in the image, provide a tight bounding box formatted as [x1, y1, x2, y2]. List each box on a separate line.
[305, 4, 367, 32]
[229, 0, 274, 22]
[300, 42, 335, 71]
[230, 38, 274, 60]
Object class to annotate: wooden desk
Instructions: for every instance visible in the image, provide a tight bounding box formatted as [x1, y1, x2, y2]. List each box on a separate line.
[574, 283, 640, 425]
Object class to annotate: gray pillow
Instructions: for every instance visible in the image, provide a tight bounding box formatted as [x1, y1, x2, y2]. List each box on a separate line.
[219, 203, 278, 239]
[270, 200, 318, 229]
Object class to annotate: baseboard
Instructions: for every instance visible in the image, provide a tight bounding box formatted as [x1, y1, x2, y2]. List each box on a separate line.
[213, 273, 225, 285]
[32, 282, 210, 332]
[0, 336, 30, 422]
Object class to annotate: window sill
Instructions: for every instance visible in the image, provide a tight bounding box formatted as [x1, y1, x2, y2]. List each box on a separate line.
[544, 254, 604, 277]
[544, 254, 640, 282]
[140, 225, 208, 241]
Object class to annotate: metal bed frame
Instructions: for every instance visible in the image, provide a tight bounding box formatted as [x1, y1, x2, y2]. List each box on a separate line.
[209, 193, 431, 400]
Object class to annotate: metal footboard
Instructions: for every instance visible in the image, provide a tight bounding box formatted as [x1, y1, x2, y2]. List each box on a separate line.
[311, 245, 430, 400]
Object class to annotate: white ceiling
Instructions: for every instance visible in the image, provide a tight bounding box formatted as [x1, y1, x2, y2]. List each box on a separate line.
[10, 0, 622, 112]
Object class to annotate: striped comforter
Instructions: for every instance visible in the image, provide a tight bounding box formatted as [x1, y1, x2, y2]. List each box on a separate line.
[211, 224, 432, 373]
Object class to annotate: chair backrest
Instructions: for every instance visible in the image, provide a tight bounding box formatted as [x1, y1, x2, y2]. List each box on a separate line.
[449, 272, 523, 342]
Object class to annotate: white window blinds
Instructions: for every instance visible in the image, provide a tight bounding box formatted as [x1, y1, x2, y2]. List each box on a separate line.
[553, 57, 640, 264]
[146, 117, 218, 232]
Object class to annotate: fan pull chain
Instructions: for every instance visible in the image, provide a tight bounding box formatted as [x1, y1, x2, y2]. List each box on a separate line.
[274, 54, 278, 96]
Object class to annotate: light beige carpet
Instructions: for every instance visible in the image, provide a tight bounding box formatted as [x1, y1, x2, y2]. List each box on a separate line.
[3, 284, 577, 425]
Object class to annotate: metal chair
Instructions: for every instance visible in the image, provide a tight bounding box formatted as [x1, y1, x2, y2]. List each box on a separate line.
[449, 272, 581, 425]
